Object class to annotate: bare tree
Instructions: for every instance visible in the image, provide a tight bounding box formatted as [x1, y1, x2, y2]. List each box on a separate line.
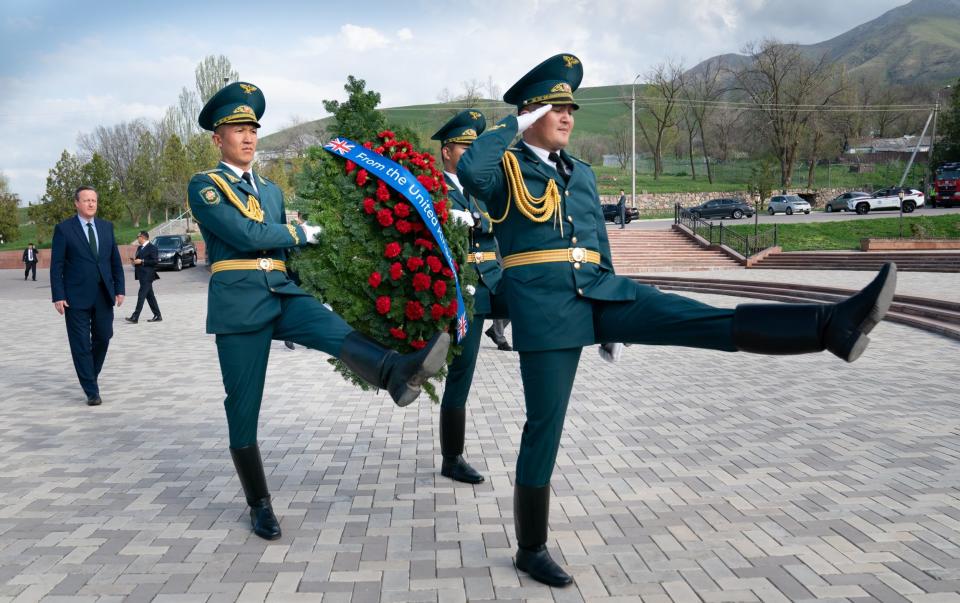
[731, 40, 845, 187]
[681, 58, 724, 183]
[195, 55, 239, 103]
[636, 61, 685, 179]
[609, 116, 630, 169]
[162, 86, 201, 144]
[77, 119, 150, 217]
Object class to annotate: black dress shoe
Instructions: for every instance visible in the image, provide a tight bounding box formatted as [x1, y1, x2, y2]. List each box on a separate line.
[497, 341, 513, 351]
[441, 455, 485, 484]
[125, 316, 138, 324]
[147, 315, 162, 322]
[86, 395, 102, 406]
[515, 545, 573, 587]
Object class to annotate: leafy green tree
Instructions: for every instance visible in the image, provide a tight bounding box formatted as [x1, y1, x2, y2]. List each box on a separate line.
[187, 132, 220, 172]
[160, 133, 193, 218]
[322, 76, 386, 141]
[932, 80, 960, 169]
[82, 153, 123, 222]
[747, 157, 777, 208]
[29, 150, 85, 242]
[126, 131, 162, 226]
[0, 173, 19, 244]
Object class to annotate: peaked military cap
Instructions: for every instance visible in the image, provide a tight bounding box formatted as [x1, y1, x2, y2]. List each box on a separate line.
[198, 81, 265, 131]
[431, 109, 486, 146]
[503, 53, 583, 110]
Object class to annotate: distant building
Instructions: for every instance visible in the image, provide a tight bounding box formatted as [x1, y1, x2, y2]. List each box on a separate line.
[846, 135, 932, 157]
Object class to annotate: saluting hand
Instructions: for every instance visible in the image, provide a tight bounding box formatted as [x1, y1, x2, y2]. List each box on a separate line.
[517, 104, 553, 133]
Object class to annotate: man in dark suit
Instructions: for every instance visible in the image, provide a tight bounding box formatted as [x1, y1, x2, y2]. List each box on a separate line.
[22, 243, 39, 280]
[617, 189, 627, 229]
[126, 230, 162, 323]
[50, 186, 125, 406]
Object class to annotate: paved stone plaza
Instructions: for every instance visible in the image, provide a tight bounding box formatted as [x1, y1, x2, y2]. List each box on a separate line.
[1, 266, 959, 602]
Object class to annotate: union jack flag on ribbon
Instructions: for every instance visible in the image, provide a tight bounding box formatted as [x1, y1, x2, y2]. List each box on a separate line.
[325, 138, 354, 155]
[456, 313, 468, 340]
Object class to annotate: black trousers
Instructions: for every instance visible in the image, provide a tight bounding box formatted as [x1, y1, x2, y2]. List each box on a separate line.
[64, 286, 114, 398]
[24, 262, 37, 280]
[132, 278, 160, 319]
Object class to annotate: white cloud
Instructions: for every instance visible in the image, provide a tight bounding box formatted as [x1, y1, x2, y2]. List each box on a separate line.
[340, 24, 390, 51]
[396, 27, 413, 41]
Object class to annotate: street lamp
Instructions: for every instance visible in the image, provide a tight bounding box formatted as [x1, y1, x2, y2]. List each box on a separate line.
[753, 193, 761, 239]
[630, 73, 642, 211]
[898, 189, 905, 239]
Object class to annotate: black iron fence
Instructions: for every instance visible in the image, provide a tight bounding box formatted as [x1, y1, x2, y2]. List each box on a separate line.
[674, 203, 778, 258]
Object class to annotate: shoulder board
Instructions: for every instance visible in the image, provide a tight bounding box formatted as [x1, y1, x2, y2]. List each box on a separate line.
[569, 154, 591, 167]
[258, 174, 274, 186]
[198, 168, 222, 175]
[507, 147, 522, 152]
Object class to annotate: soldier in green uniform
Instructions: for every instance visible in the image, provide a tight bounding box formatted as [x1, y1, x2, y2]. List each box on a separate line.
[457, 54, 897, 587]
[189, 82, 450, 541]
[431, 109, 508, 484]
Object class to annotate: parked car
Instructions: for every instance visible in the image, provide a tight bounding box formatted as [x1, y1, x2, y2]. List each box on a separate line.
[154, 234, 197, 271]
[824, 191, 870, 212]
[849, 187, 925, 214]
[687, 198, 755, 220]
[601, 204, 640, 224]
[767, 194, 811, 215]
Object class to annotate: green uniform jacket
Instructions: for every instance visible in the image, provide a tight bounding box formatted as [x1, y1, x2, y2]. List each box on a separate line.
[445, 174, 502, 316]
[457, 115, 635, 351]
[188, 163, 311, 335]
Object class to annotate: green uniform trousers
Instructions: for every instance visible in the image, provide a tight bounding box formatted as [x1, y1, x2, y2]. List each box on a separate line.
[215, 294, 354, 448]
[515, 284, 736, 487]
[440, 291, 508, 410]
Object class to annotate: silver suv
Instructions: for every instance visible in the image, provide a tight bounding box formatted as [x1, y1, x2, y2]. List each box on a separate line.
[767, 195, 811, 215]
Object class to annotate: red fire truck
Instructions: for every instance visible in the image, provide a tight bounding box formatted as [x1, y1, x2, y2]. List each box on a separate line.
[933, 162, 960, 207]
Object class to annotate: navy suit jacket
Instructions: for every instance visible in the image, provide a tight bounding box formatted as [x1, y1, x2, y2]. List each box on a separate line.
[134, 242, 159, 282]
[50, 216, 125, 309]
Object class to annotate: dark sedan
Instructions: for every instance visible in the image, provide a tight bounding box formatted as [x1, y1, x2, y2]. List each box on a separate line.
[154, 234, 198, 271]
[687, 198, 754, 220]
[602, 204, 640, 224]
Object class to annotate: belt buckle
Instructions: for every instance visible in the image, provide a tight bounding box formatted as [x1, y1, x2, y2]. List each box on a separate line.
[257, 258, 272, 271]
[569, 247, 586, 263]
[473, 251, 484, 263]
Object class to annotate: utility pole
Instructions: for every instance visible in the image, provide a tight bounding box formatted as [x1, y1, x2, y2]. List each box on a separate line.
[631, 74, 642, 210]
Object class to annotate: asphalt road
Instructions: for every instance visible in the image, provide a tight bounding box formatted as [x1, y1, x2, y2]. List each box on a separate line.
[624, 204, 960, 230]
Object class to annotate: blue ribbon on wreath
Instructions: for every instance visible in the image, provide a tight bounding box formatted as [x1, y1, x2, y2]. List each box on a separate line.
[323, 137, 468, 342]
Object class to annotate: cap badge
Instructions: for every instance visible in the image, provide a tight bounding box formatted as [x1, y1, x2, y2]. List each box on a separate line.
[469, 111, 482, 120]
[562, 55, 580, 68]
[239, 84, 258, 94]
[233, 105, 255, 115]
[550, 82, 572, 93]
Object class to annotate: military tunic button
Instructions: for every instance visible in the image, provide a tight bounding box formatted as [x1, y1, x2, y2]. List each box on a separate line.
[567, 215, 573, 223]
[565, 190, 570, 197]
[574, 262, 581, 269]
[577, 287, 584, 295]
[475, 243, 480, 248]
[571, 236, 578, 244]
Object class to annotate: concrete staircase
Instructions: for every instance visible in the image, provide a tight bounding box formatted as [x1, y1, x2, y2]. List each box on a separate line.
[606, 227, 742, 273]
[751, 251, 960, 272]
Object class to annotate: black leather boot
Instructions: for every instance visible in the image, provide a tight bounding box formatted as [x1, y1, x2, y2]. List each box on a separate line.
[514, 483, 572, 587]
[339, 331, 450, 406]
[230, 445, 282, 540]
[733, 262, 897, 363]
[439, 407, 484, 484]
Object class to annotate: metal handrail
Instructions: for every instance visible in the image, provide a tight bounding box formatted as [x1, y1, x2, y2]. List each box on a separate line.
[674, 203, 777, 258]
[152, 209, 192, 236]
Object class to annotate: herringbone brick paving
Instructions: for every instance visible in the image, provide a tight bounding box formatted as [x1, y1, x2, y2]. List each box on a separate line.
[1, 268, 958, 602]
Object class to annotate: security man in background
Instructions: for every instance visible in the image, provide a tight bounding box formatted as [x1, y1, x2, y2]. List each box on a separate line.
[431, 109, 508, 484]
[458, 53, 897, 587]
[126, 230, 162, 323]
[189, 82, 450, 541]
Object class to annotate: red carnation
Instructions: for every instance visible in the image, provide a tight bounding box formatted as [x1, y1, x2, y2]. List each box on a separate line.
[410, 339, 427, 350]
[406, 257, 424, 271]
[376, 180, 391, 202]
[395, 219, 412, 234]
[412, 272, 432, 292]
[405, 300, 425, 320]
[426, 256, 442, 273]
[384, 242, 401, 258]
[441, 267, 453, 278]
[345, 160, 356, 174]
[432, 280, 447, 298]
[445, 298, 459, 318]
[379, 130, 396, 139]
[414, 238, 434, 251]
[363, 141, 374, 149]
[389, 262, 403, 280]
[394, 203, 410, 218]
[377, 208, 394, 227]
[418, 174, 438, 192]
[389, 327, 407, 340]
[362, 198, 376, 214]
[411, 222, 425, 233]
[430, 303, 446, 321]
[368, 272, 382, 288]
[356, 169, 369, 186]
[376, 296, 391, 315]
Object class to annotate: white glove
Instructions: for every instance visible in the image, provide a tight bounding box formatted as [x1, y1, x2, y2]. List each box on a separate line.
[449, 209, 475, 227]
[300, 222, 322, 244]
[516, 104, 553, 133]
[466, 285, 476, 296]
[598, 342, 624, 363]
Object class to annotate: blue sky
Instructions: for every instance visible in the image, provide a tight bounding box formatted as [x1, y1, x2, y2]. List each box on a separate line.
[1, 0, 907, 203]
